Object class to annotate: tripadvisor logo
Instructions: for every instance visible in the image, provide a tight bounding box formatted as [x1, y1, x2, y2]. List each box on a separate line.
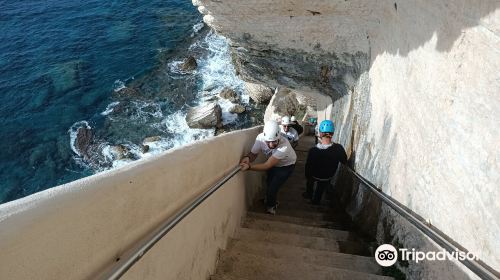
[375, 244, 398, 267]
[375, 244, 480, 267]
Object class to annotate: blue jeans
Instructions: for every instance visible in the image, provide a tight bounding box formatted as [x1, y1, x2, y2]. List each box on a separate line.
[265, 164, 295, 208]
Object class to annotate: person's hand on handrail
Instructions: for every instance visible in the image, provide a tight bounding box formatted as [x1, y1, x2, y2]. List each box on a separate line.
[239, 162, 250, 171]
[240, 156, 250, 165]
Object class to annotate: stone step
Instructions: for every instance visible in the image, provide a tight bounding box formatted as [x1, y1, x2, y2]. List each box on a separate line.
[236, 227, 372, 256]
[281, 180, 308, 189]
[252, 196, 331, 213]
[277, 200, 332, 213]
[243, 217, 355, 240]
[277, 194, 332, 206]
[235, 227, 340, 252]
[211, 250, 393, 280]
[246, 211, 347, 230]
[227, 239, 382, 275]
[235, 228, 371, 256]
[249, 204, 332, 221]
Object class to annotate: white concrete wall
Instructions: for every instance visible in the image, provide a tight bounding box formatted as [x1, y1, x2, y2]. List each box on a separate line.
[0, 127, 263, 280]
[194, 0, 500, 278]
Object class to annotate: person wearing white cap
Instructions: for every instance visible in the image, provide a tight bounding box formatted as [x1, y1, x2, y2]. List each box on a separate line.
[280, 116, 299, 148]
[239, 120, 297, 214]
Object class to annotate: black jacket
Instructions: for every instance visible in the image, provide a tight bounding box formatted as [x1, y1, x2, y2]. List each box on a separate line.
[291, 123, 303, 135]
[305, 143, 347, 179]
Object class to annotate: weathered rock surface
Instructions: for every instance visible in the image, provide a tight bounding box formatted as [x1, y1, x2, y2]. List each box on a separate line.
[179, 56, 197, 72]
[110, 145, 130, 160]
[294, 90, 317, 109]
[218, 87, 239, 103]
[194, 0, 500, 276]
[112, 87, 141, 99]
[75, 126, 94, 158]
[229, 104, 246, 114]
[244, 82, 274, 104]
[186, 102, 222, 129]
[264, 87, 299, 122]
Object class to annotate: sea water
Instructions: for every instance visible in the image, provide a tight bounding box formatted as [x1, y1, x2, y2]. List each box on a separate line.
[0, 0, 261, 203]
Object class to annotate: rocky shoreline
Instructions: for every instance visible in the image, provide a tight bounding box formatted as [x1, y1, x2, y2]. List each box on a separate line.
[71, 27, 279, 170]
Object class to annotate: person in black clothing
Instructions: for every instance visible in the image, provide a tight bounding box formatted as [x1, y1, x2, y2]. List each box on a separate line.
[290, 116, 303, 135]
[303, 120, 347, 204]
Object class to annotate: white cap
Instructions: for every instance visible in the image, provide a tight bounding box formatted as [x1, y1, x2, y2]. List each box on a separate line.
[263, 121, 280, 141]
[281, 116, 291, 125]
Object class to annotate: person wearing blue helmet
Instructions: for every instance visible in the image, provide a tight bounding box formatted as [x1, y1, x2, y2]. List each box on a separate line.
[303, 120, 347, 204]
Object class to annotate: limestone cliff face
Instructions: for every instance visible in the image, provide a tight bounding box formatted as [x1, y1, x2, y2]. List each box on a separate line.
[193, 0, 500, 278]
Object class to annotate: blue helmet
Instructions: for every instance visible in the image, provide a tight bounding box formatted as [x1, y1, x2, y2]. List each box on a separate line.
[319, 120, 335, 133]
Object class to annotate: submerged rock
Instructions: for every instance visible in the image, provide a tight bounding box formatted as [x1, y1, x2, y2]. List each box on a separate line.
[219, 87, 239, 103]
[113, 87, 141, 99]
[244, 82, 274, 104]
[179, 56, 198, 71]
[229, 104, 246, 114]
[186, 102, 222, 129]
[45, 60, 87, 94]
[142, 145, 150, 153]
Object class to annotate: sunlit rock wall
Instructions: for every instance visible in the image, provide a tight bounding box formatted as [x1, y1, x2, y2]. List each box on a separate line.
[193, 0, 500, 278]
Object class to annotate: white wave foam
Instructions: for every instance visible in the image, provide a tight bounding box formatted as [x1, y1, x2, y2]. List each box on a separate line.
[167, 60, 195, 76]
[101, 144, 138, 169]
[95, 110, 214, 170]
[113, 80, 126, 92]
[68, 121, 91, 156]
[192, 30, 248, 124]
[192, 22, 204, 35]
[160, 110, 214, 148]
[129, 101, 163, 123]
[72, 29, 247, 174]
[100, 101, 120, 116]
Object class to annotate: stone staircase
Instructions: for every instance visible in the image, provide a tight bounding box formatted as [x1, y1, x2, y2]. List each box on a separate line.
[210, 136, 392, 280]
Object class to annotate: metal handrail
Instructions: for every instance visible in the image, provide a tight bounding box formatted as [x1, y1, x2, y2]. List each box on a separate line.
[98, 165, 242, 280]
[343, 165, 499, 280]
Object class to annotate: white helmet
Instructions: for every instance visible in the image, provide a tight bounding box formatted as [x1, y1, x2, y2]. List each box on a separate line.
[263, 121, 280, 141]
[281, 116, 292, 126]
[290, 116, 296, 122]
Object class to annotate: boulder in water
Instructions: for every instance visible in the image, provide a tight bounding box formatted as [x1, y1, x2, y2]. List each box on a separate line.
[229, 104, 246, 114]
[75, 126, 94, 158]
[179, 56, 198, 72]
[111, 144, 129, 160]
[244, 82, 274, 104]
[219, 87, 240, 103]
[186, 102, 222, 129]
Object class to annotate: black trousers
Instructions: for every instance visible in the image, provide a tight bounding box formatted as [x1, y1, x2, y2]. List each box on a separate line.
[305, 177, 331, 204]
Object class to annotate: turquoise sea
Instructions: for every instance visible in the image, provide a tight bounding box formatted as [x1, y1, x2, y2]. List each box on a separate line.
[0, 0, 258, 204]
